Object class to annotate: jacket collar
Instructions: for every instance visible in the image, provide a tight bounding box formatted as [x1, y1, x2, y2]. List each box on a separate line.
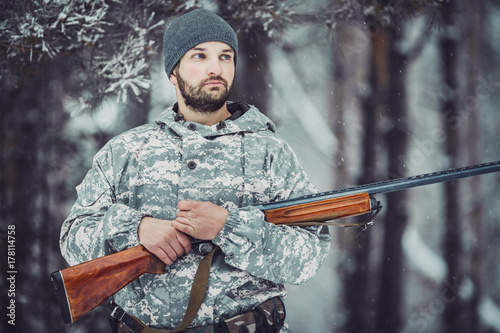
[155, 101, 276, 138]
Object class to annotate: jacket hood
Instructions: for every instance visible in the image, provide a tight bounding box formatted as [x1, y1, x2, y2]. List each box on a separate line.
[155, 101, 277, 139]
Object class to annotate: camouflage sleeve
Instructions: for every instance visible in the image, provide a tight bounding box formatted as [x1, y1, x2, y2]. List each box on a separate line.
[59, 147, 145, 266]
[212, 141, 331, 285]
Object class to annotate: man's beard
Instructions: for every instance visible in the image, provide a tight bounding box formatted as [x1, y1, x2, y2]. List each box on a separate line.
[176, 72, 232, 113]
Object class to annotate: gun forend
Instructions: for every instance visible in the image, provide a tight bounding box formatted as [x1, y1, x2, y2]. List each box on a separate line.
[263, 192, 374, 225]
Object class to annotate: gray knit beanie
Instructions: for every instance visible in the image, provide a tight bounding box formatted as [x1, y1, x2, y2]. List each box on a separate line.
[163, 9, 238, 76]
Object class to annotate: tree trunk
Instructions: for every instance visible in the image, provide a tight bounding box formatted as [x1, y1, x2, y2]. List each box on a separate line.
[465, 0, 485, 331]
[231, 33, 271, 114]
[440, 1, 464, 332]
[330, 26, 348, 189]
[330, 26, 358, 333]
[339, 23, 389, 332]
[1, 64, 66, 333]
[0, 58, 117, 332]
[375, 26, 409, 333]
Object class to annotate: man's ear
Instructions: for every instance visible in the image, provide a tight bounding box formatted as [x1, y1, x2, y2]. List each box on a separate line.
[169, 73, 177, 85]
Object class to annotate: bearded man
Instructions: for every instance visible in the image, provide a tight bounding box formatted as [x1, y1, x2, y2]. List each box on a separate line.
[60, 9, 330, 333]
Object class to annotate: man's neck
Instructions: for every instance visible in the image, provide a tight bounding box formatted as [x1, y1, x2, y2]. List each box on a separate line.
[176, 101, 231, 126]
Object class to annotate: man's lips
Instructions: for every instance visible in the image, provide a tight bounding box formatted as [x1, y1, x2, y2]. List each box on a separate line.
[202, 76, 227, 87]
[204, 80, 224, 86]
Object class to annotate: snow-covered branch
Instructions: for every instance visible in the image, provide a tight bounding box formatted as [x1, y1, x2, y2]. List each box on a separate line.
[220, 0, 300, 39]
[321, 0, 450, 32]
[1, 0, 336, 104]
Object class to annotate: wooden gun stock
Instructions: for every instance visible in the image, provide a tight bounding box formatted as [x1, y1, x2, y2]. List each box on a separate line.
[51, 193, 373, 324]
[51, 244, 165, 324]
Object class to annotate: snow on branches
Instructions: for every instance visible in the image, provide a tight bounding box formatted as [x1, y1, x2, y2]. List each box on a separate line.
[0, 0, 166, 106]
[323, 0, 450, 32]
[0, 0, 308, 105]
[2, 0, 111, 62]
[95, 12, 165, 103]
[219, 0, 299, 40]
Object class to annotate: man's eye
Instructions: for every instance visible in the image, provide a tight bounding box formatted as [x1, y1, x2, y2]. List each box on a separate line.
[221, 54, 232, 61]
[193, 54, 205, 59]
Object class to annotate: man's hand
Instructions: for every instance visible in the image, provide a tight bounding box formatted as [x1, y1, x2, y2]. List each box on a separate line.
[172, 200, 228, 240]
[138, 217, 191, 265]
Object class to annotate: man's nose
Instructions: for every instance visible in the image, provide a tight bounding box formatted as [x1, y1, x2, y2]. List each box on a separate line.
[207, 59, 223, 76]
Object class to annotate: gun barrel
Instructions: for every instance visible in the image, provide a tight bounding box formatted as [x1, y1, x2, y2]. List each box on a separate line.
[259, 161, 500, 211]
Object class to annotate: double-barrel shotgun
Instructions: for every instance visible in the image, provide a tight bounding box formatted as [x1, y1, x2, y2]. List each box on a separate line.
[51, 161, 500, 325]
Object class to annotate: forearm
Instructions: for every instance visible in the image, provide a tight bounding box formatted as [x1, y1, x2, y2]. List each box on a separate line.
[60, 202, 145, 265]
[212, 207, 331, 285]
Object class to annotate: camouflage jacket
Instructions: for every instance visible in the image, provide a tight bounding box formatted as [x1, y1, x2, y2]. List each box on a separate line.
[60, 102, 331, 330]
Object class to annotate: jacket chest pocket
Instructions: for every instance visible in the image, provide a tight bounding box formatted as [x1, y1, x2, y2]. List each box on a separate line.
[179, 136, 247, 207]
[179, 157, 246, 207]
[179, 139, 273, 208]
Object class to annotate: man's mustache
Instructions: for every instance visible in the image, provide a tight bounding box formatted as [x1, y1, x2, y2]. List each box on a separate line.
[201, 76, 228, 87]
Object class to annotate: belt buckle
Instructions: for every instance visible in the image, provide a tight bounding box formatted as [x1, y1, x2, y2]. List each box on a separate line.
[110, 305, 126, 321]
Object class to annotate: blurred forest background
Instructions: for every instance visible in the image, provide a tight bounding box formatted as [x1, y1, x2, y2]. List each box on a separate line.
[1, 0, 500, 332]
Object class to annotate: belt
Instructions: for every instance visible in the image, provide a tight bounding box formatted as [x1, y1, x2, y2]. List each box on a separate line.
[109, 297, 286, 333]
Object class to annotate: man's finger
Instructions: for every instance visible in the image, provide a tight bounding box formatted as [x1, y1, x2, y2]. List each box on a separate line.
[177, 232, 192, 253]
[172, 218, 196, 237]
[168, 244, 182, 261]
[152, 246, 174, 266]
[177, 199, 194, 211]
[170, 239, 188, 258]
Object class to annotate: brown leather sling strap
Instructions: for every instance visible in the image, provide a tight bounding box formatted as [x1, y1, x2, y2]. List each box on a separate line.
[110, 246, 220, 333]
[170, 246, 220, 332]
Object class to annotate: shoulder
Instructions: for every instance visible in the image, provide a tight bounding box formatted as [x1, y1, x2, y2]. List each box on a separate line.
[238, 109, 294, 155]
[93, 123, 160, 163]
[111, 123, 159, 145]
